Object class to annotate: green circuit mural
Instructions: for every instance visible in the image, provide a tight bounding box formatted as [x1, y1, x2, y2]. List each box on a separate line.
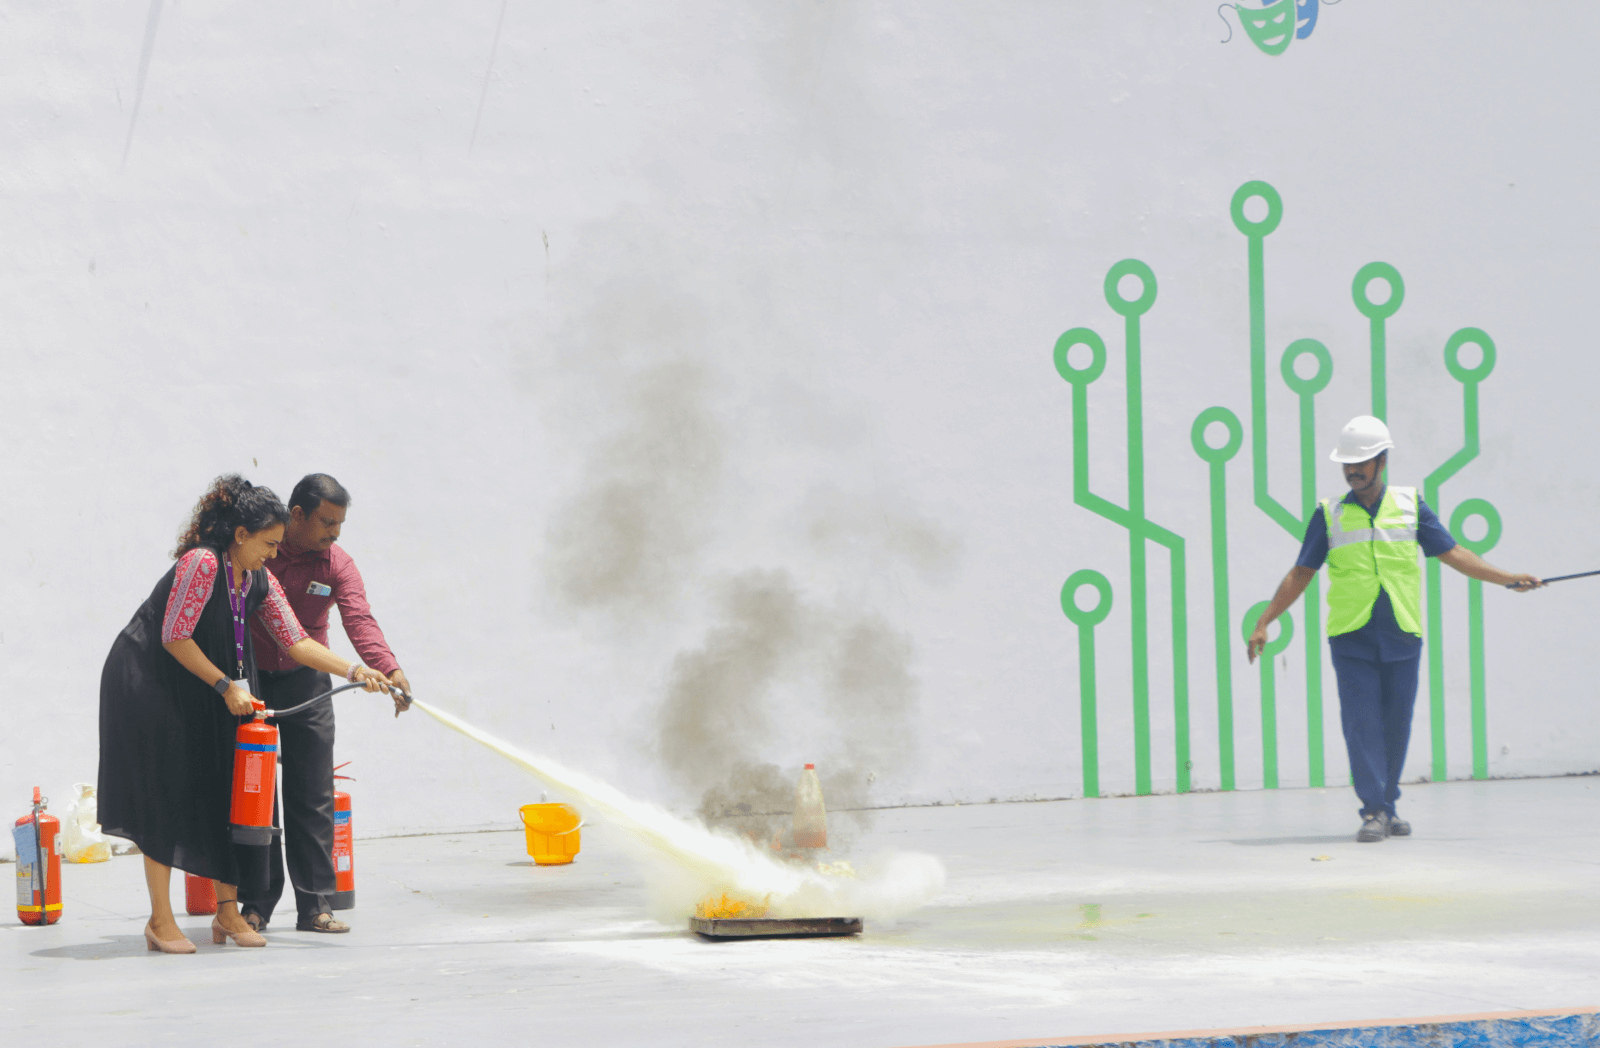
[1057, 180, 1499, 796]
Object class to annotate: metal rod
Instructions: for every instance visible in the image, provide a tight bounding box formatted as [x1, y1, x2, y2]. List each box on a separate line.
[1504, 569, 1600, 589]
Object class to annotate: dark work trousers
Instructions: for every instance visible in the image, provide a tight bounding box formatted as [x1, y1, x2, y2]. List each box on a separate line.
[1331, 653, 1421, 818]
[239, 667, 337, 926]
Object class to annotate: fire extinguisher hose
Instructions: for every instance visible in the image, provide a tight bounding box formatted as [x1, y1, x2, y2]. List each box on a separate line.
[32, 794, 46, 918]
[265, 681, 412, 719]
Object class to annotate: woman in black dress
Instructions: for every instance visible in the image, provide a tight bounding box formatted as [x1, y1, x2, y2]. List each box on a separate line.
[99, 476, 392, 953]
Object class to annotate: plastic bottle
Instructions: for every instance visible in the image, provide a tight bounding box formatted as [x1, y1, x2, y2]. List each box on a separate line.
[792, 763, 828, 849]
[62, 783, 110, 863]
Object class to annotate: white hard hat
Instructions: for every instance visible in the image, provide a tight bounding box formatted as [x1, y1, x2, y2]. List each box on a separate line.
[1329, 415, 1395, 463]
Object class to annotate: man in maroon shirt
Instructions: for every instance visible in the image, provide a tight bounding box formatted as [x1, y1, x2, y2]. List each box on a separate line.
[239, 474, 411, 934]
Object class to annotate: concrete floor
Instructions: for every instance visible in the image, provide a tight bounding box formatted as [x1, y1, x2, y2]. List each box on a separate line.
[5, 776, 1599, 1048]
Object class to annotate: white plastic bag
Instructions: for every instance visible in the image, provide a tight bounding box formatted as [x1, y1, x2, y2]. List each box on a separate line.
[62, 783, 110, 863]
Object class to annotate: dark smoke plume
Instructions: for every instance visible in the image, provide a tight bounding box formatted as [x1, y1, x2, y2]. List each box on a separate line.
[539, 222, 955, 845]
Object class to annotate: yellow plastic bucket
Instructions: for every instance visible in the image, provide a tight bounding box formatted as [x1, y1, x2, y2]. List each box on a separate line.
[519, 803, 582, 865]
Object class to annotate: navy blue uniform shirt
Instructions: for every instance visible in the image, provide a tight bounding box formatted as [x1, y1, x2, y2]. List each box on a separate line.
[1296, 486, 1457, 662]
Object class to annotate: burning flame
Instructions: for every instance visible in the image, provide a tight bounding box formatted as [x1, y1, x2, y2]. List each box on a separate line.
[695, 892, 771, 920]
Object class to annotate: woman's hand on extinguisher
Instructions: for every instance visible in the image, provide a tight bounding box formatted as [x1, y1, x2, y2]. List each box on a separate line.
[223, 683, 258, 717]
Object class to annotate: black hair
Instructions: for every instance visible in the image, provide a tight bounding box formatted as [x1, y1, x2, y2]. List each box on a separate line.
[174, 475, 292, 558]
[288, 473, 351, 517]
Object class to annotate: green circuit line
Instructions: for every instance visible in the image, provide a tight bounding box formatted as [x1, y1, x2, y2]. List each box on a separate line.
[1233, 182, 1331, 788]
[1450, 498, 1501, 780]
[1193, 407, 1244, 791]
[1232, 183, 1300, 537]
[1242, 601, 1294, 788]
[1353, 262, 1405, 423]
[1056, 260, 1192, 795]
[1422, 329, 1496, 781]
[1281, 338, 1333, 785]
[1062, 570, 1114, 798]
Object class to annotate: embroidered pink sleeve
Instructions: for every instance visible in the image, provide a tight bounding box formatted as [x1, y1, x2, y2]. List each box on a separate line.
[161, 549, 218, 643]
[255, 571, 310, 651]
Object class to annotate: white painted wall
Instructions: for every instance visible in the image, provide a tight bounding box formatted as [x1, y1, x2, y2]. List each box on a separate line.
[3, 2, 1598, 846]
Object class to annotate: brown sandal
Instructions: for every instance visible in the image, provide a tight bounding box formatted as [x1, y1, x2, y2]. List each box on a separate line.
[296, 912, 349, 933]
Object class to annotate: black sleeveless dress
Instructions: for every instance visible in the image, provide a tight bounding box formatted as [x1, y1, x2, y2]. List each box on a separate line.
[98, 551, 271, 885]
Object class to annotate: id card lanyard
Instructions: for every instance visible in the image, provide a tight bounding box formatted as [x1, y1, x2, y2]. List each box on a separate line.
[223, 555, 248, 681]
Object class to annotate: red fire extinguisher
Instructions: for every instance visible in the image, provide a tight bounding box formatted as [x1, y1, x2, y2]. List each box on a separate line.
[14, 788, 61, 926]
[331, 762, 354, 911]
[229, 701, 279, 845]
[185, 872, 217, 915]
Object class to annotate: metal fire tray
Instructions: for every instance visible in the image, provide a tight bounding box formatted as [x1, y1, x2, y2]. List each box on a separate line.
[690, 916, 863, 940]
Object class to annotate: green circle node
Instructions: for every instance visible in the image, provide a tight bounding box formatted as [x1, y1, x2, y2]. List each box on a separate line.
[1280, 338, 1333, 396]
[1230, 181, 1282, 238]
[1352, 262, 1405, 320]
[1241, 600, 1293, 655]
[1190, 406, 1243, 463]
[1054, 328, 1106, 385]
[1103, 259, 1157, 318]
[1449, 498, 1502, 556]
[1061, 570, 1114, 627]
[1444, 327, 1496, 385]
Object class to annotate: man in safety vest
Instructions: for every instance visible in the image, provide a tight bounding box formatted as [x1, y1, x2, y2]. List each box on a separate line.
[1247, 416, 1542, 842]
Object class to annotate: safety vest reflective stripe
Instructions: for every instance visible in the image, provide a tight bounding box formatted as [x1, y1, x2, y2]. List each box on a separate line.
[1326, 526, 1419, 548]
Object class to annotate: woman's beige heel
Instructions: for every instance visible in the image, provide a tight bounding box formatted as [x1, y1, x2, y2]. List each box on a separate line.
[144, 923, 197, 954]
[211, 916, 266, 947]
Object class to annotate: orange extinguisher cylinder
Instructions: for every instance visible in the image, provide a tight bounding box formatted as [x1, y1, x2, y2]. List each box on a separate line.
[331, 789, 354, 910]
[228, 707, 279, 845]
[184, 872, 217, 915]
[14, 788, 62, 926]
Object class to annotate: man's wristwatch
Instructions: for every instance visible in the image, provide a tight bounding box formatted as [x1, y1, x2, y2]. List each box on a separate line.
[213, 677, 231, 696]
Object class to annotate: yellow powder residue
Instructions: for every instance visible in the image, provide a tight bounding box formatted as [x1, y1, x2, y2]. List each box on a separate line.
[695, 892, 771, 920]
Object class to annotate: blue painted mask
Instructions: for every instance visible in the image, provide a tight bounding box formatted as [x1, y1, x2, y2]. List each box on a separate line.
[1295, 0, 1319, 39]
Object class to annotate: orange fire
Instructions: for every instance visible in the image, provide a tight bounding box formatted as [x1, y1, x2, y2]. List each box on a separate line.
[695, 892, 771, 920]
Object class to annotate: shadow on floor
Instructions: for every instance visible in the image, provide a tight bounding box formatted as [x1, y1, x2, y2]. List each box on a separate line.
[1207, 835, 1355, 846]
[31, 933, 343, 960]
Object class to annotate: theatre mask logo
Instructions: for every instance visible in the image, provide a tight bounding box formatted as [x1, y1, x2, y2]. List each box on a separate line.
[1224, 0, 1326, 55]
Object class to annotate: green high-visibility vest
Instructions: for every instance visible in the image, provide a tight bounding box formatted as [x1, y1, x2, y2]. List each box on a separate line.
[1320, 485, 1423, 637]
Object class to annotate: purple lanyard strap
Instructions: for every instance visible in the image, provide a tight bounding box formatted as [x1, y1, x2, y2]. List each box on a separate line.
[223, 556, 248, 680]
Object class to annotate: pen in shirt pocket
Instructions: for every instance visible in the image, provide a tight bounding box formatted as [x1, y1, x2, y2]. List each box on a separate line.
[306, 581, 333, 597]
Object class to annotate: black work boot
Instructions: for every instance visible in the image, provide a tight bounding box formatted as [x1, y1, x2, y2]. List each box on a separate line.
[1356, 811, 1389, 842]
[1387, 813, 1411, 837]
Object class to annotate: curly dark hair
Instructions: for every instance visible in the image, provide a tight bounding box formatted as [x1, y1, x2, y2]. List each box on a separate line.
[174, 474, 292, 558]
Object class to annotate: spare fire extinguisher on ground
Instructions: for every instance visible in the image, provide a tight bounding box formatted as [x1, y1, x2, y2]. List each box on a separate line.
[185, 872, 217, 915]
[224, 683, 401, 911]
[331, 762, 355, 911]
[13, 788, 61, 926]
